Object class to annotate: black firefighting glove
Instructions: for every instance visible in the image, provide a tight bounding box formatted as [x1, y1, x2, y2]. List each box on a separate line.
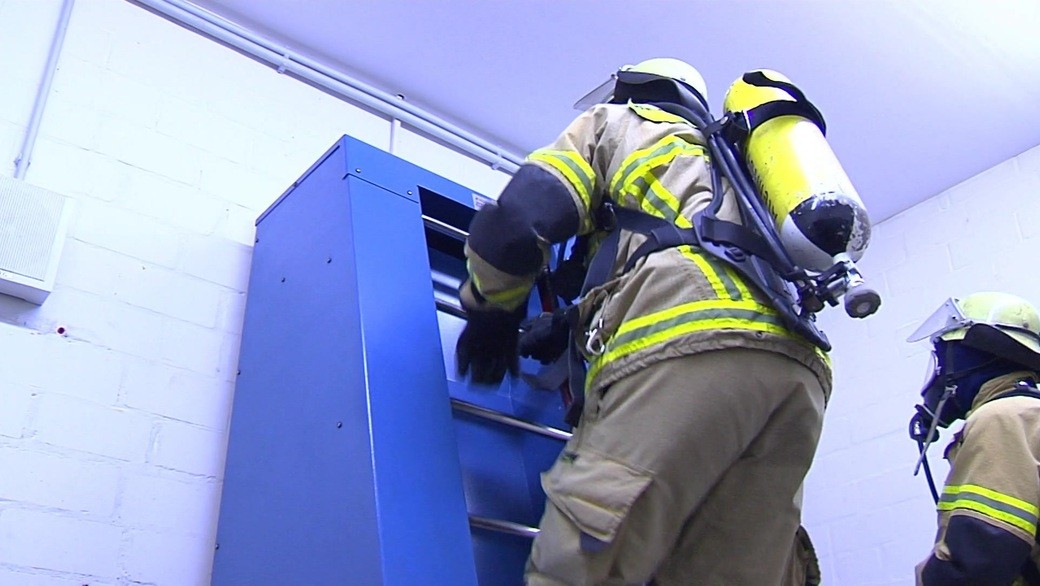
[518, 310, 571, 364]
[456, 302, 526, 386]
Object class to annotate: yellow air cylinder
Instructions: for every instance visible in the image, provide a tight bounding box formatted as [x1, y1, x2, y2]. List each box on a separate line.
[723, 70, 870, 272]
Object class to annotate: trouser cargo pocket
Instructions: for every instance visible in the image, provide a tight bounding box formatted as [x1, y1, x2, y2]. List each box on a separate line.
[541, 449, 653, 547]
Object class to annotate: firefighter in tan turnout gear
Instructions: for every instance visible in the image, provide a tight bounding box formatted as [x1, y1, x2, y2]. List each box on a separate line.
[456, 57, 874, 584]
[908, 292, 1040, 585]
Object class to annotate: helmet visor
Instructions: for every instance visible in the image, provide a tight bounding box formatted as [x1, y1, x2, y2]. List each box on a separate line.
[573, 75, 617, 111]
[907, 298, 972, 343]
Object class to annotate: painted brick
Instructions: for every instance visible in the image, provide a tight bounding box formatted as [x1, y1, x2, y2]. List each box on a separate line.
[149, 420, 227, 477]
[214, 203, 260, 246]
[803, 475, 860, 526]
[206, 78, 302, 140]
[197, 155, 287, 211]
[119, 170, 227, 236]
[217, 289, 248, 336]
[61, 8, 114, 68]
[47, 57, 107, 111]
[70, 198, 183, 268]
[879, 529, 935, 583]
[156, 96, 255, 162]
[16, 334, 123, 404]
[217, 330, 244, 384]
[0, 2, 55, 120]
[124, 528, 215, 586]
[160, 318, 225, 376]
[0, 509, 122, 578]
[0, 446, 119, 516]
[104, 14, 232, 110]
[93, 116, 204, 184]
[0, 119, 22, 177]
[111, 266, 226, 328]
[27, 139, 129, 203]
[177, 236, 252, 291]
[23, 286, 168, 359]
[0, 80, 34, 135]
[119, 472, 219, 534]
[122, 357, 233, 431]
[0, 381, 34, 438]
[0, 568, 118, 586]
[90, 70, 163, 130]
[34, 394, 153, 462]
[834, 546, 885, 585]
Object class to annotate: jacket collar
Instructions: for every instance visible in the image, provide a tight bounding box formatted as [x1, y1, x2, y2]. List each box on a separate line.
[969, 370, 1038, 414]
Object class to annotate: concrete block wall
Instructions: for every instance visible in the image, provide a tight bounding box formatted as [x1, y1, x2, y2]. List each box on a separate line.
[0, 1, 509, 584]
[803, 143, 1040, 584]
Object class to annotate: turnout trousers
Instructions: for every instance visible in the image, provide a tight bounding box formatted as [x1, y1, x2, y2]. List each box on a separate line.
[525, 347, 827, 585]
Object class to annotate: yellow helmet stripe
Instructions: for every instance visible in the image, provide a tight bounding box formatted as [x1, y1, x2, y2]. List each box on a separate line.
[939, 484, 1039, 535]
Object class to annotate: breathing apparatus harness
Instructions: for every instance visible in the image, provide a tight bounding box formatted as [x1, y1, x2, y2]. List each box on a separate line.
[524, 71, 856, 425]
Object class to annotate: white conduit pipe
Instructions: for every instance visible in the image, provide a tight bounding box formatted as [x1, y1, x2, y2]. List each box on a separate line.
[133, 0, 523, 174]
[14, 0, 76, 179]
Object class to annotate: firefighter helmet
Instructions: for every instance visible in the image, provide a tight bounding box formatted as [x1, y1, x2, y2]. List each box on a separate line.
[908, 292, 1040, 369]
[620, 58, 709, 105]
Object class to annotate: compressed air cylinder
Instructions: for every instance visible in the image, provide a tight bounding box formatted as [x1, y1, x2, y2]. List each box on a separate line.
[723, 70, 871, 273]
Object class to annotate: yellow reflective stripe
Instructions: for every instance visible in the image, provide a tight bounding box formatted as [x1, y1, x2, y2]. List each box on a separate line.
[613, 298, 782, 340]
[610, 137, 708, 199]
[528, 150, 595, 216]
[679, 246, 737, 300]
[943, 484, 1040, 516]
[639, 177, 687, 225]
[586, 299, 788, 383]
[722, 264, 755, 300]
[469, 269, 530, 308]
[939, 484, 1039, 535]
[627, 102, 689, 125]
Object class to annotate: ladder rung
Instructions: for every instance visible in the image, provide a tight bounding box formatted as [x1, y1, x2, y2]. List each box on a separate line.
[435, 299, 467, 319]
[451, 398, 572, 442]
[423, 215, 469, 241]
[469, 515, 539, 539]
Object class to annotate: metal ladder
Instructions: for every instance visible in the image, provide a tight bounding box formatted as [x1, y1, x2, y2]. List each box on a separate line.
[425, 213, 573, 544]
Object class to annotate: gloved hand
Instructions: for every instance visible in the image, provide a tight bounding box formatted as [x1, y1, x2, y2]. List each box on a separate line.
[456, 304, 526, 385]
[519, 310, 571, 364]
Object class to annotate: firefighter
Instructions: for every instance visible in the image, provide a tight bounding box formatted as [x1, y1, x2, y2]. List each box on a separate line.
[455, 57, 833, 584]
[907, 292, 1040, 584]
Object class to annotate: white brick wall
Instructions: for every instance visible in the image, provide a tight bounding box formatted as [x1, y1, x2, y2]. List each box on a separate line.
[804, 142, 1040, 585]
[3, 0, 1033, 583]
[0, 0, 511, 583]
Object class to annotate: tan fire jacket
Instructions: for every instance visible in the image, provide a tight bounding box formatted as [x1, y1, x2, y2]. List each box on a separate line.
[467, 101, 831, 396]
[917, 371, 1040, 584]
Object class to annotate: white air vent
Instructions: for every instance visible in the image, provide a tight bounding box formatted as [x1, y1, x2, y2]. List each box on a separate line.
[0, 176, 72, 304]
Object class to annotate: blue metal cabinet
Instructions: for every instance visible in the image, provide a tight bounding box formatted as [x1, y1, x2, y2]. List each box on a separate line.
[214, 136, 568, 585]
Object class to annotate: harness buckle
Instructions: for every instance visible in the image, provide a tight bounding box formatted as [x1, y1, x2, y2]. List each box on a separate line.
[585, 316, 607, 356]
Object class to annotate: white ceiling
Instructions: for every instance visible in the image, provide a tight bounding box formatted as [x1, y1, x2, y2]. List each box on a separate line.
[186, 0, 1040, 222]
